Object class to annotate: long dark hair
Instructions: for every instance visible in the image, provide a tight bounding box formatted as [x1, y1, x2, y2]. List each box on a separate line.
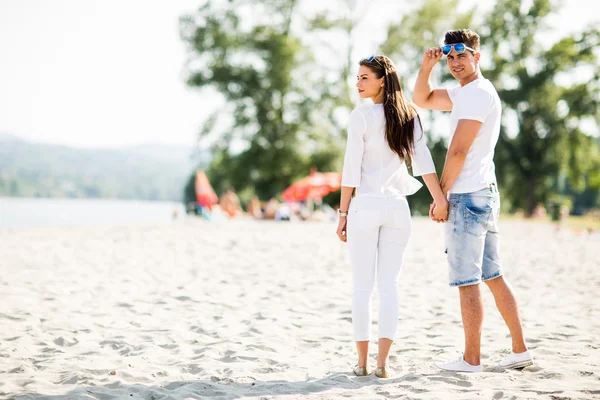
[359, 56, 418, 163]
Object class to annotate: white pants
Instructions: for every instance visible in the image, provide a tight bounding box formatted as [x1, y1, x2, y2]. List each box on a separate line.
[347, 196, 411, 341]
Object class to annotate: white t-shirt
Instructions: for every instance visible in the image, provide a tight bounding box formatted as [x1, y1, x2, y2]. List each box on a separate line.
[447, 78, 501, 194]
[341, 103, 436, 197]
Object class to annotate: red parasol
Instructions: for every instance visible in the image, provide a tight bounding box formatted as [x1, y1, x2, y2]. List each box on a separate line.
[282, 168, 342, 202]
[195, 170, 218, 209]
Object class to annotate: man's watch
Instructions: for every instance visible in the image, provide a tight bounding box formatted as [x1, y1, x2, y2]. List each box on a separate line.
[337, 209, 348, 217]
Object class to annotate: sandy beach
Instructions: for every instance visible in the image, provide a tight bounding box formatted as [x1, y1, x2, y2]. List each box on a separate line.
[1, 217, 598, 399]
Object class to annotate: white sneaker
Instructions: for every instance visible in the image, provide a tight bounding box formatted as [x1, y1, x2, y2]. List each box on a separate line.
[434, 355, 482, 373]
[498, 350, 534, 369]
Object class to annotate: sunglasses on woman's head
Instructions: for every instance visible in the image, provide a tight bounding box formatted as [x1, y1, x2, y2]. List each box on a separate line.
[367, 55, 384, 68]
[442, 43, 476, 55]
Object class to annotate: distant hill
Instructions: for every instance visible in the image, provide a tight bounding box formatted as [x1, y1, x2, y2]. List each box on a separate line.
[0, 134, 210, 201]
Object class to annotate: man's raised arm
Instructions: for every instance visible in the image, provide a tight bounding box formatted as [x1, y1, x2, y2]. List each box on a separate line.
[413, 48, 453, 111]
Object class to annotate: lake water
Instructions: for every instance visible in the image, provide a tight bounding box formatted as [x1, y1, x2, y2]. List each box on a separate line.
[0, 197, 186, 228]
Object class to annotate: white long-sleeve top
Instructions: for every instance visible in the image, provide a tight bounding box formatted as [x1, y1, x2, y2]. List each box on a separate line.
[341, 103, 436, 197]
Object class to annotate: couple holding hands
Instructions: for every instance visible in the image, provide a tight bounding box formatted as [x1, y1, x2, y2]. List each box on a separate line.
[336, 29, 533, 378]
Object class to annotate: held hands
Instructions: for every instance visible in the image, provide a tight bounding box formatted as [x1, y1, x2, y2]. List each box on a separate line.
[336, 217, 347, 242]
[422, 47, 443, 70]
[429, 199, 449, 223]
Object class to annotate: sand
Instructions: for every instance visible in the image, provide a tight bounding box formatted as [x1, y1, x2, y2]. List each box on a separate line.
[1, 217, 599, 399]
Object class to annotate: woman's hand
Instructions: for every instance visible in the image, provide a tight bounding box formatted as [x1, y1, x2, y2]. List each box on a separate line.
[336, 216, 347, 242]
[430, 199, 449, 222]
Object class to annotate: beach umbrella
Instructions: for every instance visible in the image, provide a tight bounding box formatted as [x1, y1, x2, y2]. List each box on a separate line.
[195, 170, 218, 209]
[282, 168, 342, 202]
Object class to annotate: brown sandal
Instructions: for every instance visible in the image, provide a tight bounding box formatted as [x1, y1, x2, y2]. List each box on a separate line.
[373, 366, 392, 378]
[352, 365, 369, 376]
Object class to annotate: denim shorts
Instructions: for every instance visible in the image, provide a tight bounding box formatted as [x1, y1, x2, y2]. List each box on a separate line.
[445, 185, 503, 287]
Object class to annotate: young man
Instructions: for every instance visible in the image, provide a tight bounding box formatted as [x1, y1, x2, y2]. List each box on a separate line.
[413, 29, 533, 372]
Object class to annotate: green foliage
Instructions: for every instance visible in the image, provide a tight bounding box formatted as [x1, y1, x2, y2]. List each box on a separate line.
[180, 0, 351, 201]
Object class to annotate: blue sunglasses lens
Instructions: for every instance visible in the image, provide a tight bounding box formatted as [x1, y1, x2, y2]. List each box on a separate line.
[367, 56, 375, 62]
[443, 43, 466, 55]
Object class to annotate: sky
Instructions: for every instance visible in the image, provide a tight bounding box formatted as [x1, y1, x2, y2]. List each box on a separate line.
[0, 0, 598, 148]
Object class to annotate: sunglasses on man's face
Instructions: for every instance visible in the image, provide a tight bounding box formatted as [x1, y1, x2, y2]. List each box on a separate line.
[442, 43, 476, 56]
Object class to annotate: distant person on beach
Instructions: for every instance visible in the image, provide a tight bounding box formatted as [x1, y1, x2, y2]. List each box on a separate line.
[532, 203, 547, 219]
[247, 195, 263, 219]
[263, 198, 279, 220]
[413, 29, 533, 372]
[336, 55, 448, 378]
[219, 189, 242, 218]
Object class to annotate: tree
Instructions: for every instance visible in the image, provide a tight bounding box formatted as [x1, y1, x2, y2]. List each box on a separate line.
[480, 0, 600, 215]
[180, 0, 352, 202]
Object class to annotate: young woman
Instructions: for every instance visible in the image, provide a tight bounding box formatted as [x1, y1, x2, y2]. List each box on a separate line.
[336, 55, 448, 378]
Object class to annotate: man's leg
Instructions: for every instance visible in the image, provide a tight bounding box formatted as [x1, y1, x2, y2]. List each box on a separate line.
[448, 197, 487, 366]
[481, 213, 528, 354]
[459, 284, 484, 365]
[436, 192, 489, 372]
[485, 277, 527, 353]
[481, 191, 532, 368]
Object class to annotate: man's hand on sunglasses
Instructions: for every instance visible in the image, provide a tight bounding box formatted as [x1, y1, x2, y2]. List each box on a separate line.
[421, 48, 443, 70]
